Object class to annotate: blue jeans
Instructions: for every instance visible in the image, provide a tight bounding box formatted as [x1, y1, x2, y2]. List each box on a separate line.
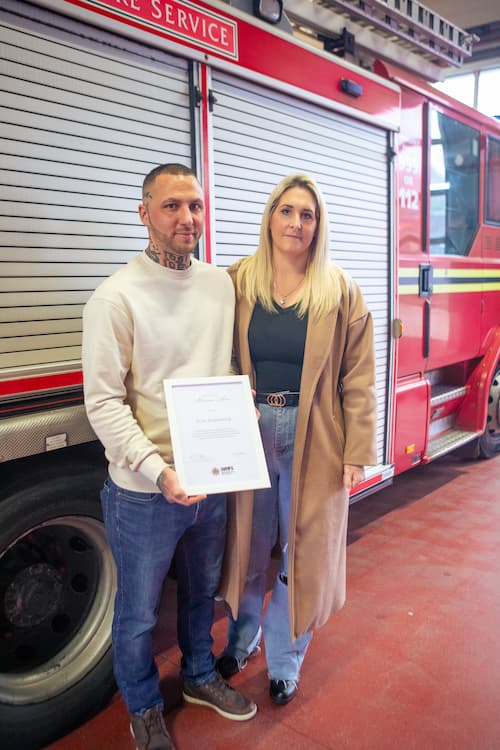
[226, 404, 312, 681]
[101, 478, 226, 714]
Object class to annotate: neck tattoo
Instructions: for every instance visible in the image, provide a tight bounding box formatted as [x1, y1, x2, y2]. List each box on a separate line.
[146, 244, 191, 270]
[273, 277, 305, 306]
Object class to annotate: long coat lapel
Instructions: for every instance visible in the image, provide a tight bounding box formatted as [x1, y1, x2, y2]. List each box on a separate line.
[218, 293, 255, 617]
[293, 307, 338, 470]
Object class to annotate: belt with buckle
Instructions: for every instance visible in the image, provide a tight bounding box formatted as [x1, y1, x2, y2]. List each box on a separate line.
[256, 391, 300, 407]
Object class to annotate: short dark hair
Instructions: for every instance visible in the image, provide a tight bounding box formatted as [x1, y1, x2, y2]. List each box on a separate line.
[142, 163, 199, 200]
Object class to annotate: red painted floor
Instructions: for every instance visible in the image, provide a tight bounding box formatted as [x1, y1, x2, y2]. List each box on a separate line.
[45, 453, 500, 750]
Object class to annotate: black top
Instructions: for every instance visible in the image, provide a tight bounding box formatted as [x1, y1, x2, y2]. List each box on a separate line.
[248, 300, 308, 393]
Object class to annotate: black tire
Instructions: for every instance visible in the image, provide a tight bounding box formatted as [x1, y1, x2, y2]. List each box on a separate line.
[478, 364, 500, 459]
[0, 472, 117, 750]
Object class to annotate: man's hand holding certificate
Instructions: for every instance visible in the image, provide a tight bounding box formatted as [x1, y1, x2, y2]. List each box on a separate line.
[163, 375, 271, 496]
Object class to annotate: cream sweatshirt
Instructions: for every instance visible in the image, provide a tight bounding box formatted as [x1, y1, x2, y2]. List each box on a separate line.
[82, 252, 235, 492]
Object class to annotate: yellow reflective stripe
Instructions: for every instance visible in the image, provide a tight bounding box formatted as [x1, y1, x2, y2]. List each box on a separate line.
[399, 267, 420, 296]
[434, 268, 498, 278]
[399, 285, 419, 295]
[399, 268, 417, 277]
[433, 283, 486, 293]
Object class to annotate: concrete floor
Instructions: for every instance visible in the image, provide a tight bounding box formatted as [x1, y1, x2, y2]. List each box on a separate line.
[45, 453, 500, 750]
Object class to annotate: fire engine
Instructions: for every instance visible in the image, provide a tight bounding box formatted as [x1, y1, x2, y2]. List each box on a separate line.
[0, 0, 498, 747]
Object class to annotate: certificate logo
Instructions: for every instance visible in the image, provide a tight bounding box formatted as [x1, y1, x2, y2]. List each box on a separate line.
[212, 465, 234, 476]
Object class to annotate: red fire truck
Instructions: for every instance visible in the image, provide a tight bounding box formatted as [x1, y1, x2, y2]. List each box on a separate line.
[0, 0, 498, 747]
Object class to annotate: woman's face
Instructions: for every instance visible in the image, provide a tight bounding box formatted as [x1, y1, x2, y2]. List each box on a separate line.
[269, 186, 318, 262]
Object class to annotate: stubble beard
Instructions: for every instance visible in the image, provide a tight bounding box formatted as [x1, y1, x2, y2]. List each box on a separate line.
[142, 207, 201, 269]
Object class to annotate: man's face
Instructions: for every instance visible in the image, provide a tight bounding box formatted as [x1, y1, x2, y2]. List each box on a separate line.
[138, 173, 204, 256]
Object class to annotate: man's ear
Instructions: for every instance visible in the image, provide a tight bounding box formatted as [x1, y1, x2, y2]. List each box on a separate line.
[138, 203, 148, 227]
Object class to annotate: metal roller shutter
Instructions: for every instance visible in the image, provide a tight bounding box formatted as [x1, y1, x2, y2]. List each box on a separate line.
[210, 71, 390, 463]
[0, 0, 192, 376]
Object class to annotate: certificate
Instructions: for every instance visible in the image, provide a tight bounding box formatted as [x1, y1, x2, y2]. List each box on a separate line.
[163, 375, 271, 495]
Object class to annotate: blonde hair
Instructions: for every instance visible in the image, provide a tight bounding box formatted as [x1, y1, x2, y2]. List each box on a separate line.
[236, 174, 340, 318]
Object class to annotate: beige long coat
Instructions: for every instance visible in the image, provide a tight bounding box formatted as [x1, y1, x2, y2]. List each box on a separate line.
[219, 262, 377, 640]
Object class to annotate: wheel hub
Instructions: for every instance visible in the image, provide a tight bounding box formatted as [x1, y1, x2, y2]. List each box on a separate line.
[4, 563, 63, 629]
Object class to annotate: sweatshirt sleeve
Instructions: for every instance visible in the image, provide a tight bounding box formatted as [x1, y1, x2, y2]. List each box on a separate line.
[82, 295, 167, 484]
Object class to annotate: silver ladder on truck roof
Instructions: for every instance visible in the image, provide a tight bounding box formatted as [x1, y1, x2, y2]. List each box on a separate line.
[285, 0, 477, 80]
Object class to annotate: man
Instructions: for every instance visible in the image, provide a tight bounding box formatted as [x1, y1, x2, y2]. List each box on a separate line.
[82, 164, 256, 750]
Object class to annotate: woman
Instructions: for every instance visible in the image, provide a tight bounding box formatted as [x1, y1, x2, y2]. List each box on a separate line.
[218, 174, 377, 705]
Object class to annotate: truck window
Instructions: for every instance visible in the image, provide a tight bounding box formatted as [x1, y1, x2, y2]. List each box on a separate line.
[485, 136, 500, 224]
[429, 108, 480, 255]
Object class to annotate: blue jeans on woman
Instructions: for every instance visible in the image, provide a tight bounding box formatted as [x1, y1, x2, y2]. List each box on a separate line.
[225, 403, 312, 682]
[101, 478, 226, 715]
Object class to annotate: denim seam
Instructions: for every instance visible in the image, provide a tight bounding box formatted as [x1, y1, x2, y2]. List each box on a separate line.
[114, 491, 127, 708]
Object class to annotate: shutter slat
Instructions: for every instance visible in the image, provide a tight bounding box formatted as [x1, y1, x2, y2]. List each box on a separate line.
[0, 5, 191, 373]
[211, 70, 391, 466]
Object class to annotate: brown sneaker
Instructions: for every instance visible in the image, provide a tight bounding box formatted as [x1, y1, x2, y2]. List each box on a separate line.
[182, 672, 257, 721]
[130, 705, 175, 750]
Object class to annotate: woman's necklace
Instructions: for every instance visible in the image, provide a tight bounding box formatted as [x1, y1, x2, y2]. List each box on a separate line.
[273, 277, 305, 306]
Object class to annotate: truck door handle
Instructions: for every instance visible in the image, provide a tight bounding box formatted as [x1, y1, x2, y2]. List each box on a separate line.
[419, 263, 433, 297]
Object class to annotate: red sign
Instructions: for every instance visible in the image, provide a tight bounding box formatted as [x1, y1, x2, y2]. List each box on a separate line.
[69, 0, 238, 59]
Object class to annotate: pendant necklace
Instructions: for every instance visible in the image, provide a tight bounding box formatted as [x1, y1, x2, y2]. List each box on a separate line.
[273, 277, 305, 306]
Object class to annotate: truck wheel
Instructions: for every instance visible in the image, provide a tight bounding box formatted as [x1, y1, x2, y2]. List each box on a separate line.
[0, 475, 116, 750]
[479, 364, 500, 459]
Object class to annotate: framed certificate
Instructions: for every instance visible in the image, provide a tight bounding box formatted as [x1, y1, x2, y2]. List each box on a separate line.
[163, 375, 271, 496]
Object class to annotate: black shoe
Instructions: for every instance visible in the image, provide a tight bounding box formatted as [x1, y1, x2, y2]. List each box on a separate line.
[216, 645, 261, 680]
[216, 654, 241, 679]
[269, 679, 297, 705]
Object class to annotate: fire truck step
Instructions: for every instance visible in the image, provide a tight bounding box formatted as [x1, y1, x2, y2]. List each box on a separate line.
[430, 384, 467, 407]
[427, 428, 480, 461]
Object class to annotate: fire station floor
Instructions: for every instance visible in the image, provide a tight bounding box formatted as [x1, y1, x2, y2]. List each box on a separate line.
[45, 452, 500, 750]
